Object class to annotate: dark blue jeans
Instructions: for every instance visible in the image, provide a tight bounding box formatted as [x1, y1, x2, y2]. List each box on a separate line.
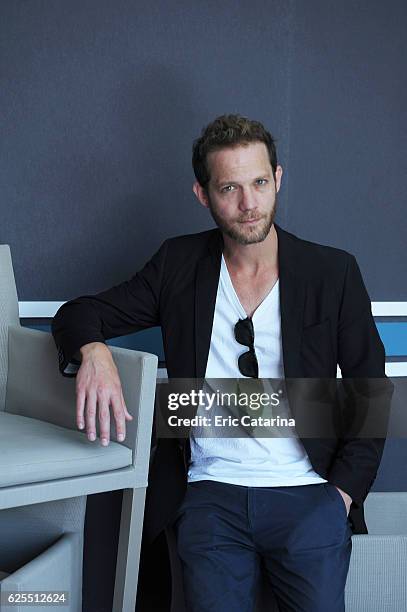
[173, 480, 352, 612]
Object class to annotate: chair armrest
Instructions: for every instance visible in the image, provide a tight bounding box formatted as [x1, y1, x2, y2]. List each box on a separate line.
[5, 325, 158, 470]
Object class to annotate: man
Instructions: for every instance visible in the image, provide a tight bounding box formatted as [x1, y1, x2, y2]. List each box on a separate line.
[52, 114, 391, 611]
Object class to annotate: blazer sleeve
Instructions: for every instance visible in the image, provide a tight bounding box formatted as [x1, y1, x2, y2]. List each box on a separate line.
[51, 240, 168, 376]
[328, 254, 394, 507]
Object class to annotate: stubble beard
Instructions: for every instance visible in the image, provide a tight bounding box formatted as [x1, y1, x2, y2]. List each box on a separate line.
[208, 197, 277, 245]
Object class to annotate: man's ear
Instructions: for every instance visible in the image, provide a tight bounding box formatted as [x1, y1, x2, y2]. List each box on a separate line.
[193, 181, 210, 209]
[275, 165, 283, 193]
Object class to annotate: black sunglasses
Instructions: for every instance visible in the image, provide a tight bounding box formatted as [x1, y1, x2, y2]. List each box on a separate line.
[234, 317, 259, 378]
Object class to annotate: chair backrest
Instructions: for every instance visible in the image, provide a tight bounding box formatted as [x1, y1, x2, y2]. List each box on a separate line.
[364, 492, 407, 535]
[0, 246, 20, 411]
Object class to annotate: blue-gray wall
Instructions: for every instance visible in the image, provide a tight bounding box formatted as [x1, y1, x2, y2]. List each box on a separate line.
[1, 0, 406, 300]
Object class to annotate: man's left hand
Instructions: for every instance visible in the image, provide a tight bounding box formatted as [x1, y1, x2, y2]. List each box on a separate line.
[335, 486, 352, 516]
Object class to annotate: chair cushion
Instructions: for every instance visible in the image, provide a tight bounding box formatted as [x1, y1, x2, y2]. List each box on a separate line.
[0, 412, 132, 487]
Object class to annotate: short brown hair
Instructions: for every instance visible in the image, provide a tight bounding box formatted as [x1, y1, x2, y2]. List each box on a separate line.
[192, 114, 278, 189]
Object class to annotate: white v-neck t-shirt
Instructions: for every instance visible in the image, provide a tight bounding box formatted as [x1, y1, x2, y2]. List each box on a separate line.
[187, 255, 327, 487]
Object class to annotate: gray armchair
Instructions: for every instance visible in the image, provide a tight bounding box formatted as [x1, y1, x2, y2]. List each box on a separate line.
[0, 245, 158, 611]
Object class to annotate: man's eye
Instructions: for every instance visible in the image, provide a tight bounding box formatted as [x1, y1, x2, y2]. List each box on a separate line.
[221, 185, 235, 193]
[256, 179, 268, 186]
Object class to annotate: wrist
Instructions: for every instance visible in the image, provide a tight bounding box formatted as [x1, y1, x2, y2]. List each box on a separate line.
[79, 341, 110, 359]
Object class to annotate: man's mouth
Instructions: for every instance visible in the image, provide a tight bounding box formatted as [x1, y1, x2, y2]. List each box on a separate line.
[239, 217, 262, 224]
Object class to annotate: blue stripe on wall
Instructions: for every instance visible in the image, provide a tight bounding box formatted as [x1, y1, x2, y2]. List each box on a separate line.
[376, 323, 407, 357]
[23, 322, 407, 360]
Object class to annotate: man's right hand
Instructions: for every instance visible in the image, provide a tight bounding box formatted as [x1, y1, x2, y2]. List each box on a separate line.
[76, 342, 133, 446]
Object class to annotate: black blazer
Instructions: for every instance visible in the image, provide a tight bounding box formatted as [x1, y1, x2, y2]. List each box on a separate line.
[52, 223, 393, 539]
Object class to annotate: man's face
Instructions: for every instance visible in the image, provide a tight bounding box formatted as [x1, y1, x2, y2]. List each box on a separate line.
[194, 142, 282, 245]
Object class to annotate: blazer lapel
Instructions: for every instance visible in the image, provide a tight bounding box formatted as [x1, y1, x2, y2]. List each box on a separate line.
[194, 224, 307, 380]
[275, 223, 306, 378]
[194, 230, 223, 378]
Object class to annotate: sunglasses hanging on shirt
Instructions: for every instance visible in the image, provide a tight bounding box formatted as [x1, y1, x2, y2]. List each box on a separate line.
[234, 317, 259, 378]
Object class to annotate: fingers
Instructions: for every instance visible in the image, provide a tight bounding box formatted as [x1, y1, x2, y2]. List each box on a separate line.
[82, 388, 131, 445]
[76, 356, 131, 446]
[121, 389, 133, 421]
[111, 390, 134, 442]
[111, 393, 126, 442]
[85, 389, 97, 442]
[98, 390, 111, 447]
[76, 386, 86, 430]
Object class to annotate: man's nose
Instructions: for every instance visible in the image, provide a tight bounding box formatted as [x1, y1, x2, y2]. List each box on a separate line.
[239, 187, 257, 211]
